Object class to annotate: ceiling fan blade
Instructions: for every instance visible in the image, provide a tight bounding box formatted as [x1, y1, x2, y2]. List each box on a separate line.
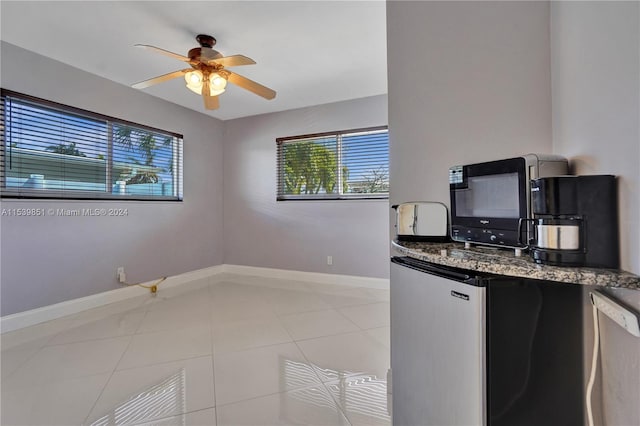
[227, 71, 276, 100]
[208, 55, 256, 67]
[202, 80, 219, 110]
[132, 69, 191, 89]
[135, 44, 191, 62]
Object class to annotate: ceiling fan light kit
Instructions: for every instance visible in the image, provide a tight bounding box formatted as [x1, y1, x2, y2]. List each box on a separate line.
[184, 70, 227, 96]
[132, 34, 276, 110]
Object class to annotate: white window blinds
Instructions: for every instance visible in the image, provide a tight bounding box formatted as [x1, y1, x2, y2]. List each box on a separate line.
[276, 126, 389, 200]
[1, 90, 183, 201]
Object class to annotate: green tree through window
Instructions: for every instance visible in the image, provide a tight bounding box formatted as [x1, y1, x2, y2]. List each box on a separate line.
[114, 125, 172, 184]
[277, 126, 388, 200]
[283, 141, 337, 195]
[45, 142, 87, 157]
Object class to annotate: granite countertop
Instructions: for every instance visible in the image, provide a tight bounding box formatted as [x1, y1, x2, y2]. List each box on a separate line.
[392, 240, 640, 290]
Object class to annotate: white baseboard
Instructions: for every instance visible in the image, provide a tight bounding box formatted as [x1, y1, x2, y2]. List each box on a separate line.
[1, 264, 388, 333]
[0, 265, 224, 334]
[221, 264, 390, 290]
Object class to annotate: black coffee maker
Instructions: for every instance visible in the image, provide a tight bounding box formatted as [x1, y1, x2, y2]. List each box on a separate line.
[525, 175, 619, 268]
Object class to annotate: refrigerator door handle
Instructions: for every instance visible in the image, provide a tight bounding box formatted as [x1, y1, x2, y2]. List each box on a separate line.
[391, 256, 473, 282]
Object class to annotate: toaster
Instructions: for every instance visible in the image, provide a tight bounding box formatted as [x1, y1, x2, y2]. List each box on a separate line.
[392, 202, 449, 242]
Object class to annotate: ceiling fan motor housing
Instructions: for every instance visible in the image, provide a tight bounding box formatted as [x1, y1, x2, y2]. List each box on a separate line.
[188, 47, 223, 63]
[189, 35, 222, 62]
[196, 34, 216, 48]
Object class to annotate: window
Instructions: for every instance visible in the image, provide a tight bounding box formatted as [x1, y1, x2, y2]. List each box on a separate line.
[1, 90, 183, 200]
[276, 126, 388, 200]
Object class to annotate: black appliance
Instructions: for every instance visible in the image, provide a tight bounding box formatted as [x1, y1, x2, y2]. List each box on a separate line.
[526, 175, 619, 268]
[449, 154, 568, 249]
[391, 256, 584, 425]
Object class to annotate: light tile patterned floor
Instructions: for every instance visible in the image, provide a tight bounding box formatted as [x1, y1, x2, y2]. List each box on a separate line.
[1, 274, 391, 425]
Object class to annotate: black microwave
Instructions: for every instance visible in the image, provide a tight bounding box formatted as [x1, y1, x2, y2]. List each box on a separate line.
[449, 154, 568, 248]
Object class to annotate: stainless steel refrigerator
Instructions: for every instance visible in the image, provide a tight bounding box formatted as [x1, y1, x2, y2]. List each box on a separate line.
[390, 256, 584, 426]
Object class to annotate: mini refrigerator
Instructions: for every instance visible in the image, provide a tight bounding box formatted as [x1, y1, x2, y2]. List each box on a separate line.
[390, 256, 584, 426]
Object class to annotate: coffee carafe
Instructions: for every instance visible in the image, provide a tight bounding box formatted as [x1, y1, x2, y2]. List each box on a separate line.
[525, 175, 619, 268]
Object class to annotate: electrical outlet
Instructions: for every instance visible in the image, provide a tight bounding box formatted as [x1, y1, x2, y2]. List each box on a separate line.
[117, 267, 126, 283]
[327, 256, 333, 266]
[590, 291, 640, 337]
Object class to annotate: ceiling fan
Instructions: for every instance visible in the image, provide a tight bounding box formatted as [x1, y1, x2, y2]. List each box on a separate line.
[132, 34, 276, 110]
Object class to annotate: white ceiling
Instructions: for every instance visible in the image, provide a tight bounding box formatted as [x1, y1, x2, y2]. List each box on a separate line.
[0, 1, 388, 120]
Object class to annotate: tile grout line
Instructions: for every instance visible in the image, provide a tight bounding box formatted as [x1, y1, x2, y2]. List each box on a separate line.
[289, 325, 373, 345]
[336, 301, 391, 331]
[129, 406, 217, 426]
[285, 290, 350, 384]
[209, 281, 347, 416]
[0, 332, 57, 383]
[3, 311, 82, 357]
[333, 305, 367, 331]
[81, 299, 156, 425]
[36, 296, 164, 348]
[285, 300, 355, 426]
[80, 333, 135, 425]
[213, 385, 353, 426]
[42, 329, 142, 348]
[24, 274, 385, 426]
[81, 281, 217, 425]
[319, 380, 355, 426]
[206, 279, 219, 425]
[288, 289, 390, 414]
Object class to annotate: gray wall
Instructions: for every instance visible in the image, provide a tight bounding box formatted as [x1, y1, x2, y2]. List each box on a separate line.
[223, 95, 390, 278]
[0, 42, 225, 316]
[388, 1, 639, 424]
[551, 2, 640, 424]
[0, 43, 391, 316]
[387, 0, 552, 207]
